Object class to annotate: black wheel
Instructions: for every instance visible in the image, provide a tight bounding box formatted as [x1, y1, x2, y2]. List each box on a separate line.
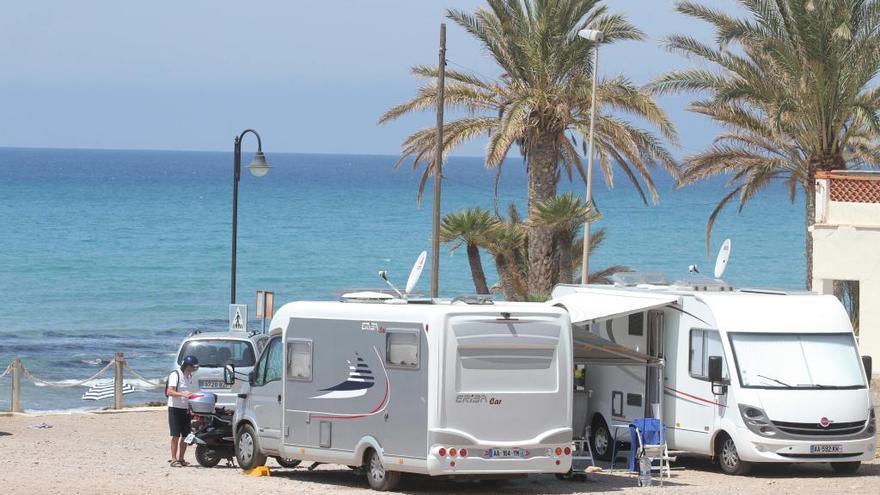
[235, 423, 267, 470]
[590, 417, 613, 461]
[195, 445, 222, 468]
[830, 461, 861, 475]
[364, 448, 401, 491]
[275, 457, 301, 469]
[716, 433, 751, 475]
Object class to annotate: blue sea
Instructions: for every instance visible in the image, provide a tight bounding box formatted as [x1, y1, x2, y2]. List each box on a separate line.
[0, 147, 804, 411]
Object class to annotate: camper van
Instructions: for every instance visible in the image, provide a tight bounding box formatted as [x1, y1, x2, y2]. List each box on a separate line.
[551, 280, 876, 476]
[226, 298, 573, 490]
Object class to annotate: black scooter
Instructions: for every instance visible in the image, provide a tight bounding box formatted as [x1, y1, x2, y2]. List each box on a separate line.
[188, 407, 236, 468]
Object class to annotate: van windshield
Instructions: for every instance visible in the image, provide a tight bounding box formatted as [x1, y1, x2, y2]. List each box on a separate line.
[729, 333, 865, 389]
[178, 339, 256, 368]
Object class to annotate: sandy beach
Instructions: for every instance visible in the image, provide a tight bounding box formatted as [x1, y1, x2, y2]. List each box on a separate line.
[0, 408, 876, 495]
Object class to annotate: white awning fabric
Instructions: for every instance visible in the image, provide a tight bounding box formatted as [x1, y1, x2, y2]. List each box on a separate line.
[550, 290, 679, 326]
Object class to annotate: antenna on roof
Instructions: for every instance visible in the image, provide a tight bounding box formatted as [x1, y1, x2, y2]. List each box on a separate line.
[714, 239, 732, 279]
[378, 271, 403, 298]
[378, 251, 428, 300]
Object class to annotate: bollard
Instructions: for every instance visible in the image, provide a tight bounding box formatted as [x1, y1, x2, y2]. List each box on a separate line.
[114, 352, 124, 410]
[11, 358, 22, 413]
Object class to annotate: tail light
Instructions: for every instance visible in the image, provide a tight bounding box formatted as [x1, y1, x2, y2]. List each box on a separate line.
[449, 448, 458, 457]
[564, 446, 572, 455]
[554, 447, 562, 456]
[459, 448, 468, 457]
[438, 447, 447, 457]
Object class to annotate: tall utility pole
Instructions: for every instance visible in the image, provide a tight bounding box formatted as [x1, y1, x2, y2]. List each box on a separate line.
[578, 29, 604, 285]
[430, 23, 447, 299]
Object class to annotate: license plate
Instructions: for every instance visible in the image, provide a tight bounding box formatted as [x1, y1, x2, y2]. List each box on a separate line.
[810, 444, 843, 454]
[484, 448, 523, 459]
[184, 433, 196, 445]
[200, 380, 230, 389]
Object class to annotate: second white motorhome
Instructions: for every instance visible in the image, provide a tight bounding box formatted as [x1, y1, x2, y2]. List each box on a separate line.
[552, 279, 876, 475]
[226, 297, 573, 490]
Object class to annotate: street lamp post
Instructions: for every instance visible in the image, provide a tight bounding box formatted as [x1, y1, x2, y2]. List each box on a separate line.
[231, 129, 271, 304]
[577, 28, 604, 285]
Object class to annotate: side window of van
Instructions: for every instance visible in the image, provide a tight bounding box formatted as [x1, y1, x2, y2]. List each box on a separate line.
[253, 345, 269, 386]
[386, 331, 419, 368]
[287, 340, 313, 381]
[689, 329, 729, 382]
[264, 338, 283, 383]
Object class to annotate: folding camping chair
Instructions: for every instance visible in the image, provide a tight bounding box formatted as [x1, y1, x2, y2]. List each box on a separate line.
[628, 418, 675, 484]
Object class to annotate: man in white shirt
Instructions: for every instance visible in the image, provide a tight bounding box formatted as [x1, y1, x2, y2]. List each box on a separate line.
[166, 355, 199, 467]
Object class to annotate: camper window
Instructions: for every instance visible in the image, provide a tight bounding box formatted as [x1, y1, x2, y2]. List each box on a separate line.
[628, 313, 644, 336]
[386, 331, 419, 368]
[689, 329, 729, 382]
[287, 340, 313, 381]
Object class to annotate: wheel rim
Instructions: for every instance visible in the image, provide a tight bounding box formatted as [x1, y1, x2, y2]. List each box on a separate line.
[594, 426, 609, 455]
[720, 438, 738, 470]
[202, 449, 219, 463]
[240, 432, 254, 465]
[369, 453, 385, 482]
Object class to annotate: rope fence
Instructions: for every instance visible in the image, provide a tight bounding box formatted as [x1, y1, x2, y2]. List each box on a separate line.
[2, 353, 166, 413]
[0, 363, 11, 380]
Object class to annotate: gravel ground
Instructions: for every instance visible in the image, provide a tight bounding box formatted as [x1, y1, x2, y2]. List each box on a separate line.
[0, 408, 877, 495]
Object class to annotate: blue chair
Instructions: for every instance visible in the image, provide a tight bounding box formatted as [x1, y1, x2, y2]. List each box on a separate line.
[627, 418, 673, 482]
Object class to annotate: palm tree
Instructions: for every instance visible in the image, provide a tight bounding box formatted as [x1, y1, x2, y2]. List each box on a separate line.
[440, 208, 499, 294]
[482, 201, 628, 301]
[379, 0, 679, 296]
[484, 204, 530, 301]
[651, 0, 880, 288]
[533, 193, 600, 284]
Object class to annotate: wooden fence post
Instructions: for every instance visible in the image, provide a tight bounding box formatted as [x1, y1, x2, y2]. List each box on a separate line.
[11, 358, 22, 413]
[114, 352, 124, 410]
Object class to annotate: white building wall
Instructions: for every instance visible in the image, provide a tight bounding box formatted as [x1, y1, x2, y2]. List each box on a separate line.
[812, 175, 880, 381]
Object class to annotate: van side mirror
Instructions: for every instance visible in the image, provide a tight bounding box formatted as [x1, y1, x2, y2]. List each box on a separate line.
[223, 364, 235, 385]
[708, 355, 727, 395]
[862, 355, 872, 381]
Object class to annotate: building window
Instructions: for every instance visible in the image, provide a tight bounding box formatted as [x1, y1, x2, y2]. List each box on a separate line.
[628, 313, 644, 336]
[287, 340, 312, 381]
[386, 331, 419, 368]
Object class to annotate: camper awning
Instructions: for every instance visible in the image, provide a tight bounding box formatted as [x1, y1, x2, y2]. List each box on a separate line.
[551, 290, 679, 325]
[571, 328, 662, 366]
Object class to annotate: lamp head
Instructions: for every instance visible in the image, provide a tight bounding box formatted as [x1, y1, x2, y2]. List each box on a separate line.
[578, 28, 604, 42]
[247, 150, 271, 177]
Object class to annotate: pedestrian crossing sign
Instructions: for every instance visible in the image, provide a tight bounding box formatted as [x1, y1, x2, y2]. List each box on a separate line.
[229, 304, 247, 332]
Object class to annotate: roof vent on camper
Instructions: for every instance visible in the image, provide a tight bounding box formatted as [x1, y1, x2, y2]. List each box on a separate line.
[340, 291, 395, 303]
[610, 272, 669, 287]
[450, 294, 495, 305]
[672, 277, 735, 292]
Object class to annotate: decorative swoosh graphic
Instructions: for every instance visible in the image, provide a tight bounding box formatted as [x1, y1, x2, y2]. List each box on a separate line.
[309, 346, 390, 420]
[311, 353, 375, 399]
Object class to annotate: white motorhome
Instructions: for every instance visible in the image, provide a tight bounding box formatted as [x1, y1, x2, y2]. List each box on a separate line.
[552, 279, 876, 476]
[226, 298, 573, 490]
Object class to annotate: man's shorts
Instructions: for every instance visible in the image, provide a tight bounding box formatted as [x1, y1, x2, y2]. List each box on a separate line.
[168, 406, 192, 437]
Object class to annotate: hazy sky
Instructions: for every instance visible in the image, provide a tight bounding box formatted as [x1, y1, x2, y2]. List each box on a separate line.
[0, 1, 725, 156]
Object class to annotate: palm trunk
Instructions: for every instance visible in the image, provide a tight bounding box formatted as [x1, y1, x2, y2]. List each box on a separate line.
[805, 176, 815, 291]
[526, 133, 559, 297]
[494, 254, 521, 301]
[556, 231, 573, 285]
[466, 243, 489, 295]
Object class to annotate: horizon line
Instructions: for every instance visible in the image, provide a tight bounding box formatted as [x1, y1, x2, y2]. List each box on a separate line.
[0, 144, 494, 161]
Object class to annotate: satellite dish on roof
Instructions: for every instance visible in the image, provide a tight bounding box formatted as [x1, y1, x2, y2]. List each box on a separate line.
[714, 239, 732, 279]
[405, 251, 428, 296]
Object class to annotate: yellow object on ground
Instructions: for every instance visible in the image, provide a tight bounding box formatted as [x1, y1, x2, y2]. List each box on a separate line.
[244, 466, 270, 477]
